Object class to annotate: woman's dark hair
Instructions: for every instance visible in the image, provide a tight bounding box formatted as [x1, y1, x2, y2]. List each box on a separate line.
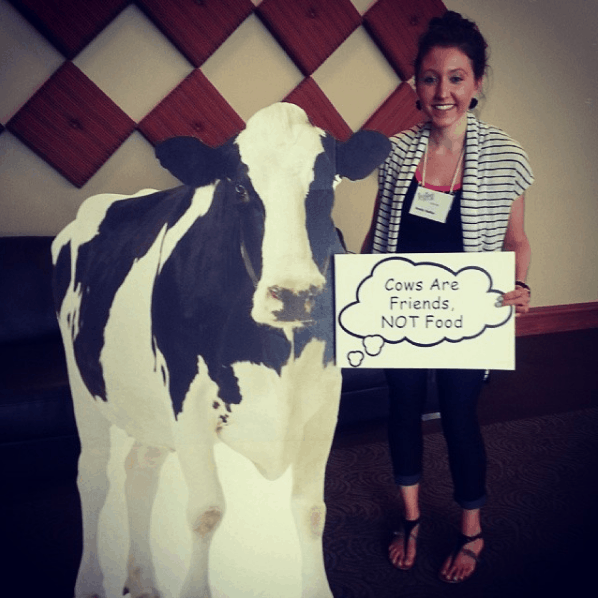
[414, 11, 488, 81]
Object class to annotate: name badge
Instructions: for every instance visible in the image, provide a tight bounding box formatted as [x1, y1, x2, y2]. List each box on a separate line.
[409, 186, 454, 224]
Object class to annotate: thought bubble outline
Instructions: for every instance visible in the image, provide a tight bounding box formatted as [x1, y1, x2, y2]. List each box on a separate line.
[363, 334, 385, 356]
[338, 256, 513, 348]
[347, 351, 364, 367]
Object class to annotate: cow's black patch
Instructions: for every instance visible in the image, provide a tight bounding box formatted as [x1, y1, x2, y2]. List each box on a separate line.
[293, 134, 344, 365]
[52, 241, 72, 317]
[72, 186, 195, 401]
[152, 174, 292, 414]
[305, 135, 337, 272]
[156, 137, 238, 187]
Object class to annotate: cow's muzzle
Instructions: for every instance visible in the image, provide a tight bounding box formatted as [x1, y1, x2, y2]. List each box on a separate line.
[269, 286, 320, 325]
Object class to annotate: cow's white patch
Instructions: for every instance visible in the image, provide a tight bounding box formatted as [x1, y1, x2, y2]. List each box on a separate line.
[237, 104, 327, 329]
[174, 355, 222, 445]
[220, 361, 291, 480]
[62, 285, 84, 343]
[220, 338, 337, 481]
[99, 225, 177, 449]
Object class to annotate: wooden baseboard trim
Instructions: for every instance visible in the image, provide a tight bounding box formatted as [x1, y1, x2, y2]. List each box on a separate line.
[516, 301, 598, 337]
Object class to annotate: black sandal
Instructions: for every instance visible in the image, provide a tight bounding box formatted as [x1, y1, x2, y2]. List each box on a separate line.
[389, 517, 420, 570]
[439, 531, 484, 583]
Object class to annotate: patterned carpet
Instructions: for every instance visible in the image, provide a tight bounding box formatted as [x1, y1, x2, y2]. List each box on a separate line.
[4, 408, 596, 598]
[323, 408, 597, 598]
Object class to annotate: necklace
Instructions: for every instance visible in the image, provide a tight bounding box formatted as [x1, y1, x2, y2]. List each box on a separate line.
[422, 141, 466, 195]
[409, 140, 466, 224]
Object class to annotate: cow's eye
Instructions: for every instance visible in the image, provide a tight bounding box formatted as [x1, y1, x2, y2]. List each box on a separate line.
[235, 184, 250, 204]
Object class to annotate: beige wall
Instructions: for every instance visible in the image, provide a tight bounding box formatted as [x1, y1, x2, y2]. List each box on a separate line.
[443, 0, 598, 307]
[337, 0, 599, 308]
[0, 0, 596, 307]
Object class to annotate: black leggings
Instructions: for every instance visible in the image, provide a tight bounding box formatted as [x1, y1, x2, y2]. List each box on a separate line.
[386, 368, 487, 509]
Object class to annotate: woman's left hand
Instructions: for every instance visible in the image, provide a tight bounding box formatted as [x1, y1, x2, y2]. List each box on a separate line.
[502, 286, 531, 314]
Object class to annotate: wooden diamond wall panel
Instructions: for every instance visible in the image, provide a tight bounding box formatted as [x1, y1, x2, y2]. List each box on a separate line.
[7, 62, 135, 188]
[284, 78, 353, 142]
[138, 69, 245, 147]
[364, 0, 446, 80]
[257, 0, 362, 76]
[137, 0, 255, 67]
[362, 82, 423, 137]
[8, 0, 129, 59]
[2, 0, 448, 188]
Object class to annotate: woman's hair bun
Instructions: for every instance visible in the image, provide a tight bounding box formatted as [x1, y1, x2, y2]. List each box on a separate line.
[428, 11, 484, 43]
[432, 11, 471, 29]
[414, 11, 488, 80]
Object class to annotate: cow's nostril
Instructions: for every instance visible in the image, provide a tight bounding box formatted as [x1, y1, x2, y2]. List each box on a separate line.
[269, 285, 320, 302]
[269, 286, 283, 300]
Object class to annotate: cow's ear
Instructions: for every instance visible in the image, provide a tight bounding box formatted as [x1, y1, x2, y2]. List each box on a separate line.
[155, 137, 236, 187]
[336, 130, 392, 181]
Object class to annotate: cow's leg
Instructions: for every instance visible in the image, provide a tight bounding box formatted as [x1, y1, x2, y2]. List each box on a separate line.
[174, 363, 225, 598]
[290, 366, 342, 598]
[70, 389, 113, 598]
[175, 440, 224, 598]
[123, 442, 170, 598]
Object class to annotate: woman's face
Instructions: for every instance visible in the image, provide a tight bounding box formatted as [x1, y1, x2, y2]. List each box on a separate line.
[416, 46, 482, 132]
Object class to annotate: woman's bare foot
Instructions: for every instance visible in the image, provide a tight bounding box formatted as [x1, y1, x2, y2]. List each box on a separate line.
[439, 507, 484, 582]
[389, 518, 420, 570]
[439, 533, 484, 582]
[389, 484, 420, 570]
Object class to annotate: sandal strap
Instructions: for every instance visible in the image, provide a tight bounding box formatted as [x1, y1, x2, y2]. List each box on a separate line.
[403, 516, 421, 537]
[457, 531, 483, 545]
[460, 546, 482, 564]
[393, 517, 420, 551]
[452, 531, 483, 564]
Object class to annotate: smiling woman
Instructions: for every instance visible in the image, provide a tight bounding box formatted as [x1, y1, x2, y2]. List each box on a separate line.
[361, 10, 535, 588]
[416, 46, 481, 140]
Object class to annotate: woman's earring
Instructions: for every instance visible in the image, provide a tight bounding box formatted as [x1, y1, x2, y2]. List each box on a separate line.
[469, 98, 479, 109]
[416, 100, 422, 110]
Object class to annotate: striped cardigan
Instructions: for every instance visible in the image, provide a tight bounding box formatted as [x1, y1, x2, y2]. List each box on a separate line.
[372, 113, 534, 254]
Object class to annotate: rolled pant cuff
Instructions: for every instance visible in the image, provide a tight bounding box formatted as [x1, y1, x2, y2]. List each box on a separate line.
[456, 494, 487, 510]
[394, 472, 422, 487]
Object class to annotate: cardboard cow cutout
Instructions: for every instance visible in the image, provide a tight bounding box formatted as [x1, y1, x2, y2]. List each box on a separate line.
[52, 103, 390, 598]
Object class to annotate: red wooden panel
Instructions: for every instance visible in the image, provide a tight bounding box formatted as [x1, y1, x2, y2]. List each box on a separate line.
[7, 62, 135, 188]
[362, 82, 423, 137]
[138, 69, 245, 147]
[257, 0, 361, 76]
[137, 0, 255, 67]
[8, 0, 129, 59]
[364, 0, 446, 80]
[284, 78, 353, 142]
[516, 302, 599, 337]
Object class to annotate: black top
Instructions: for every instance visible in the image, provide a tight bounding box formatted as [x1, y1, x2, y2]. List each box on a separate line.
[395, 177, 464, 253]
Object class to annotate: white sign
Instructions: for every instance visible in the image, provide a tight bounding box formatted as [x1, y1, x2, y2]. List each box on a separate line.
[335, 252, 515, 370]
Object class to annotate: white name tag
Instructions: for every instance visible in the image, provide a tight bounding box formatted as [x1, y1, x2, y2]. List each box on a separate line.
[409, 186, 454, 223]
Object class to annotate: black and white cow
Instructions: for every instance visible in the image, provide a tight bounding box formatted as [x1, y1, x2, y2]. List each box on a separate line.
[52, 103, 390, 598]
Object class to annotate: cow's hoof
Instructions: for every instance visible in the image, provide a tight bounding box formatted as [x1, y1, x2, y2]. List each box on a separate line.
[122, 587, 161, 598]
[123, 561, 162, 598]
